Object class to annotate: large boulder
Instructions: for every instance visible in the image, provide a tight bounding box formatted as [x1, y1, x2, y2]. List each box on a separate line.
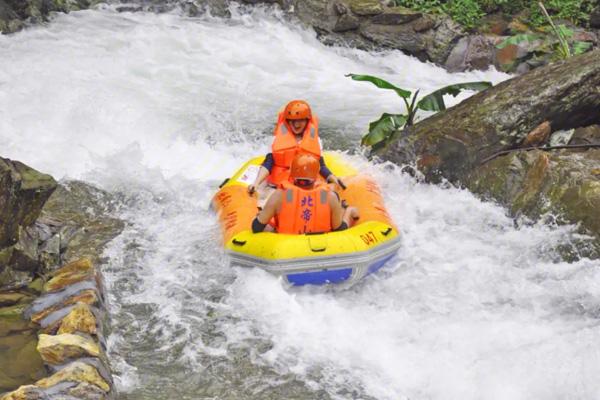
[377, 50, 600, 253]
[290, 0, 464, 65]
[467, 149, 600, 257]
[379, 50, 600, 182]
[0, 158, 56, 249]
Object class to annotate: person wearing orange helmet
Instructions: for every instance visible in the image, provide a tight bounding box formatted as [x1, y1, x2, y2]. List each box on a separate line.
[247, 100, 344, 202]
[252, 154, 358, 234]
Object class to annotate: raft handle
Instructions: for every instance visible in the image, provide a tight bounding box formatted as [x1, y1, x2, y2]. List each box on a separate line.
[232, 239, 247, 246]
[381, 227, 393, 236]
[218, 178, 230, 188]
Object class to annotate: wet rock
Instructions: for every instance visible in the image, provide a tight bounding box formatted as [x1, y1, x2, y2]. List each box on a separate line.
[31, 290, 100, 325]
[522, 121, 552, 147]
[590, 6, 600, 29]
[380, 50, 600, 182]
[445, 35, 495, 72]
[493, 41, 532, 71]
[57, 303, 97, 336]
[378, 50, 600, 251]
[8, 227, 39, 274]
[294, 0, 336, 33]
[0, 291, 32, 307]
[411, 15, 435, 32]
[467, 149, 600, 256]
[421, 16, 465, 65]
[39, 181, 124, 266]
[333, 13, 360, 32]
[480, 13, 510, 35]
[0, 158, 56, 250]
[0, 302, 35, 336]
[43, 258, 95, 293]
[360, 20, 427, 56]
[570, 125, 600, 145]
[370, 7, 421, 25]
[36, 360, 109, 392]
[66, 381, 110, 400]
[347, 0, 383, 16]
[37, 333, 101, 365]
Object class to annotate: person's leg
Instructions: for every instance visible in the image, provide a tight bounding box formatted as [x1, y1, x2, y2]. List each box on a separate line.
[257, 182, 277, 209]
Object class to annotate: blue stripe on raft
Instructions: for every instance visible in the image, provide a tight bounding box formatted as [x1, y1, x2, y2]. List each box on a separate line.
[287, 268, 353, 286]
[366, 254, 395, 276]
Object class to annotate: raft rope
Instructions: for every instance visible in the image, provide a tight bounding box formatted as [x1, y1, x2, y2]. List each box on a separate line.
[479, 143, 600, 166]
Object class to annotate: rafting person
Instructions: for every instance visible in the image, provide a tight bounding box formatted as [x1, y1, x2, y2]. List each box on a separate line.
[247, 100, 344, 206]
[252, 154, 358, 234]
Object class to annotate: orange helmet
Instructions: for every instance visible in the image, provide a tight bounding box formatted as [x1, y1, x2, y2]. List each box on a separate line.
[290, 154, 319, 184]
[283, 100, 312, 120]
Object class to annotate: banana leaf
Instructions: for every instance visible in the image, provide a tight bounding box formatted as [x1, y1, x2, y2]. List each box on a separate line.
[361, 113, 407, 147]
[346, 74, 412, 98]
[496, 34, 541, 49]
[417, 81, 492, 112]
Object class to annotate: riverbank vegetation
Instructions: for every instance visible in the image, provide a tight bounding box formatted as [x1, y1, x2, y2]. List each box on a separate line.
[393, 0, 597, 30]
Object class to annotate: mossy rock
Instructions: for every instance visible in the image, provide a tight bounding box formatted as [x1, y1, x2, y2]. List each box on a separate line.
[466, 149, 600, 257]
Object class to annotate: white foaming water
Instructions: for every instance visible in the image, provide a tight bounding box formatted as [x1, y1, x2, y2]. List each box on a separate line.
[2, 4, 599, 400]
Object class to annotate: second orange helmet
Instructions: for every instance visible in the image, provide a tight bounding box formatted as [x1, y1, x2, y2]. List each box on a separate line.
[290, 154, 320, 182]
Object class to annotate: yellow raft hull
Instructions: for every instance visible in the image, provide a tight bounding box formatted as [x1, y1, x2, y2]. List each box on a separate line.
[211, 152, 401, 286]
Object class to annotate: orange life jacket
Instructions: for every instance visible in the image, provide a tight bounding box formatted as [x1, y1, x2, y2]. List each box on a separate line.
[268, 112, 321, 186]
[276, 182, 332, 235]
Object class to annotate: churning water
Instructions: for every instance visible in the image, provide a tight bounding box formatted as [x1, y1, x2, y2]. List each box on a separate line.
[2, 4, 600, 399]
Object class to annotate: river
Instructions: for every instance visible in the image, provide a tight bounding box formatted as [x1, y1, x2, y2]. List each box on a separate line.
[1, 3, 599, 399]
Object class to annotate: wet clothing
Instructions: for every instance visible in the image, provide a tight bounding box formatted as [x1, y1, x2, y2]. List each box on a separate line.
[275, 182, 332, 234]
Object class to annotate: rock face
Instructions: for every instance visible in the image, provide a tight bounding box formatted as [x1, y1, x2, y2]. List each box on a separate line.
[0, 0, 104, 34]
[292, 0, 465, 65]
[0, 159, 57, 289]
[379, 50, 600, 181]
[468, 149, 600, 257]
[0, 158, 123, 397]
[0, 159, 56, 249]
[377, 50, 600, 254]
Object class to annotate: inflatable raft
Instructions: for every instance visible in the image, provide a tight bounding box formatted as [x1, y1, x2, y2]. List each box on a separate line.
[211, 153, 401, 286]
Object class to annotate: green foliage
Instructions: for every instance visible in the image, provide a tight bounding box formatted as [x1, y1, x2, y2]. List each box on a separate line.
[346, 74, 492, 148]
[394, 0, 595, 29]
[496, 33, 541, 49]
[393, 0, 443, 13]
[529, 0, 596, 27]
[497, 2, 594, 61]
[443, 0, 486, 30]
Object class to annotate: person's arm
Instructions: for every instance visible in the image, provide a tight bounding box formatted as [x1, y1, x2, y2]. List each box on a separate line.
[248, 154, 273, 194]
[328, 191, 346, 231]
[252, 191, 282, 232]
[319, 156, 345, 189]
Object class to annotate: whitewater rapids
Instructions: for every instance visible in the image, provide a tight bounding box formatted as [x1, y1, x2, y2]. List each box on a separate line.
[1, 4, 599, 399]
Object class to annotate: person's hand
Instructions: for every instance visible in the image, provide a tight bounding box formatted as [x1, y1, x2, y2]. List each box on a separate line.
[247, 184, 256, 195]
[328, 175, 346, 190]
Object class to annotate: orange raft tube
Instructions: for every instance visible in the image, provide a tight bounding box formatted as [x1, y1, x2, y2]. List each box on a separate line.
[211, 152, 401, 286]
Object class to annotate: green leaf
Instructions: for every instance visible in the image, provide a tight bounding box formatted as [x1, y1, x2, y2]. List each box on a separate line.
[496, 34, 541, 49]
[361, 113, 408, 147]
[555, 24, 574, 40]
[417, 81, 492, 112]
[572, 41, 592, 55]
[346, 74, 412, 99]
